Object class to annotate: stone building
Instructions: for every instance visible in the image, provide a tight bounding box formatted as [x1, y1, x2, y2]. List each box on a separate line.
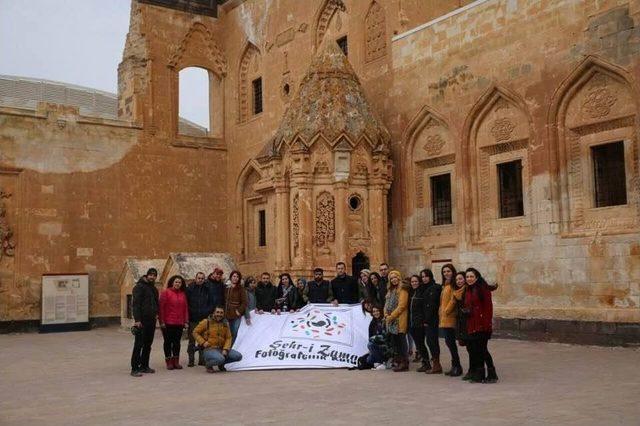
[0, 0, 639, 343]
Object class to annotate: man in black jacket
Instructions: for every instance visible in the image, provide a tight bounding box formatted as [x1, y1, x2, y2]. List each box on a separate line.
[130, 268, 159, 377]
[331, 262, 359, 305]
[306, 268, 333, 304]
[377, 263, 390, 305]
[186, 271, 213, 367]
[205, 267, 226, 309]
[255, 272, 277, 313]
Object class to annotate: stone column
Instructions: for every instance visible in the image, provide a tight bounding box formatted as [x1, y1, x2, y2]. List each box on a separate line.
[297, 181, 314, 272]
[274, 182, 291, 274]
[333, 180, 349, 265]
[368, 183, 387, 267]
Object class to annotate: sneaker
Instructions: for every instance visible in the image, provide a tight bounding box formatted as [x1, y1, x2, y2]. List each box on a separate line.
[206, 367, 215, 374]
[140, 367, 155, 374]
[188, 361, 195, 368]
[374, 363, 386, 370]
[130, 370, 143, 377]
[384, 360, 393, 370]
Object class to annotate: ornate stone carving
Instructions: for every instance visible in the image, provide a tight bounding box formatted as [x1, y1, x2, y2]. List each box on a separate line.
[292, 193, 299, 248]
[490, 118, 516, 142]
[315, 192, 335, 247]
[314, 161, 330, 175]
[238, 43, 261, 123]
[422, 134, 446, 157]
[0, 189, 15, 260]
[582, 75, 617, 119]
[168, 22, 227, 76]
[365, 1, 386, 63]
[417, 154, 456, 169]
[315, 0, 346, 48]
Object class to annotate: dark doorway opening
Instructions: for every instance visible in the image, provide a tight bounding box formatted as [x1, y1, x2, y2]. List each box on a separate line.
[352, 252, 370, 278]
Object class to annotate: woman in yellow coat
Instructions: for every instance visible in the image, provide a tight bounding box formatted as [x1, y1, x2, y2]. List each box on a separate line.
[384, 270, 410, 372]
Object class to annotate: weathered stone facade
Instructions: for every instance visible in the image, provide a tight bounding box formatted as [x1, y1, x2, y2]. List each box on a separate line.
[1, 0, 639, 338]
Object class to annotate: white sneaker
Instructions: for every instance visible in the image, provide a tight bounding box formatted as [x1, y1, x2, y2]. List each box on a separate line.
[374, 363, 386, 370]
[384, 360, 393, 370]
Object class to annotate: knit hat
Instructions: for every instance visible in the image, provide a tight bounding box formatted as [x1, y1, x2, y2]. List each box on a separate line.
[388, 270, 402, 281]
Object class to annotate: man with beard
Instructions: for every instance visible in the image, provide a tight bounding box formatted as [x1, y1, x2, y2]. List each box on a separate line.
[205, 267, 226, 311]
[130, 268, 159, 377]
[255, 272, 277, 314]
[305, 268, 333, 304]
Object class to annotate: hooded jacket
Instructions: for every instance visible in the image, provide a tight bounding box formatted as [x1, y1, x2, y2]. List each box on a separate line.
[132, 278, 159, 322]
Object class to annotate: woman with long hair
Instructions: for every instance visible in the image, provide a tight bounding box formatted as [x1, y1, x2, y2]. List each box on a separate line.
[276, 273, 297, 312]
[408, 274, 429, 371]
[358, 269, 371, 302]
[225, 270, 248, 344]
[462, 267, 498, 383]
[367, 272, 384, 307]
[383, 270, 410, 372]
[439, 263, 463, 376]
[419, 268, 442, 374]
[159, 275, 189, 370]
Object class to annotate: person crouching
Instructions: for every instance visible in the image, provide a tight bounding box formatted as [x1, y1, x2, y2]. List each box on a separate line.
[192, 306, 243, 373]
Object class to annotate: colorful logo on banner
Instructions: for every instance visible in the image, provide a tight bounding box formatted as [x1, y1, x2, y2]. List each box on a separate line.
[289, 309, 346, 339]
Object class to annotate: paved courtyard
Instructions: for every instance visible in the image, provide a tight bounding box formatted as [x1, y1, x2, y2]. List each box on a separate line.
[0, 327, 638, 425]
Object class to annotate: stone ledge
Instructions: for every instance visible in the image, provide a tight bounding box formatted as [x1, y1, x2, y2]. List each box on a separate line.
[493, 317, 640, 347]
[0, 317, 120, 334]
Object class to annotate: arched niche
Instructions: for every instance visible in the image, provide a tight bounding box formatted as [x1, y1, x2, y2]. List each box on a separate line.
[403, 106, 456, 240]
[550, 56, 639, 235]
[464, 86, 533, 242]
[238, 42, 263, 124]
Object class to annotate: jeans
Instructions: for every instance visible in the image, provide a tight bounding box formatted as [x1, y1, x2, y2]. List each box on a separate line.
[441, 327, 461, 366]
[187, 321, 202, 363]
[131, 319, 156, 371]
[202, 348, 243, 368]
[409, 326, 428, 361]
[366, 342, 386, 364]
[161, 324, 183, 358]
[425, 324, 440, 359]
[228, 318, 241, 344]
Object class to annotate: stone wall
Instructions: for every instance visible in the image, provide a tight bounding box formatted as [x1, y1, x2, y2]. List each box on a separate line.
[387, 0, 640, 323]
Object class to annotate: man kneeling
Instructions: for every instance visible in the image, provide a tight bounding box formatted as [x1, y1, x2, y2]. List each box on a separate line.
[192, 306, 243, 373]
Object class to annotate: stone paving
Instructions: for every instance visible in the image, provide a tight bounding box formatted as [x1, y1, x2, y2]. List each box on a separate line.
[1, 327, 639, 425]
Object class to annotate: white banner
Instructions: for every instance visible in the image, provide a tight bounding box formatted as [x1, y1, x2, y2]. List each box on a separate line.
[227, 304, 371, 371]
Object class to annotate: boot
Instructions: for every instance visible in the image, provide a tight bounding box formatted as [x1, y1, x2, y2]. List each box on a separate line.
[393, 356, 409, 372]
[484, 366, 498, 383]
[462, 368, 473, 381]
[173, 356, 183, 370]
[469, 367, 486, 383]
[412, 353, 422, 363]
[448, 363, 463, 377]
[426, 356, 443, 374]
[416, 359, 431, 373]
[165, 357, 175, 370]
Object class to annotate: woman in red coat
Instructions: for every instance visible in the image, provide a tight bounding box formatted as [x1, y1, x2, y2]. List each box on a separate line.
[159, 275, 189, 370]
[463, 268, 498, 383]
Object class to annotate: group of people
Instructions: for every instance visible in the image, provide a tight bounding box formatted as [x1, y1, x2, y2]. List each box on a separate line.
[129, 261, 498, 383]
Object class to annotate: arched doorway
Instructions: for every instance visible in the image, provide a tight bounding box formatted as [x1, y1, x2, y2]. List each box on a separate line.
[351, 251, 370, 278]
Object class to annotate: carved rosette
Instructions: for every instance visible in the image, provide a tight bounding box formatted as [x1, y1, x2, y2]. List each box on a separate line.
[490, 118, 516, 142]
[422, 134, 446, 157]
[582, 86, 617, 119]
[315, 192, 335, 247]
[0, 189, 15, 260]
